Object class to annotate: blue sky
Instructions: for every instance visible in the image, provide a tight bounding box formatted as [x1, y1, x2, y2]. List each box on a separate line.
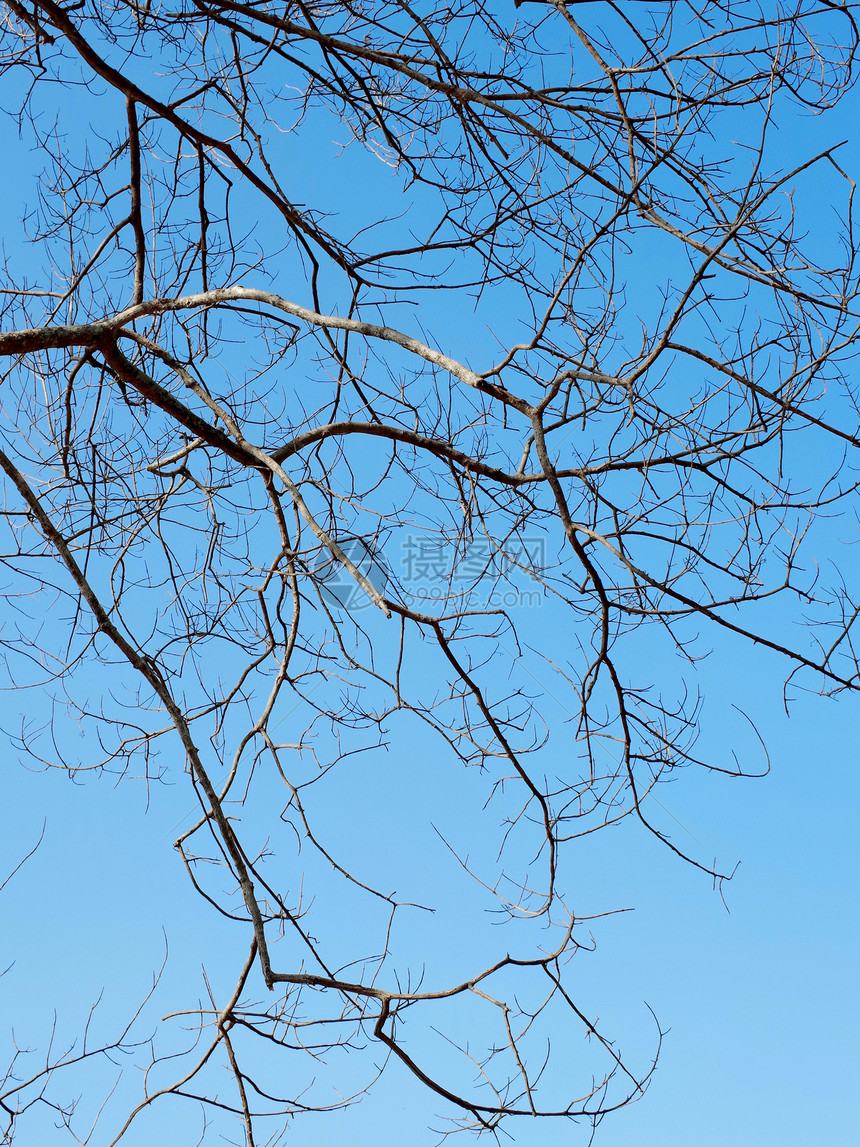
[3, 659, 858, 1145]
[1, 4, 860, 1144]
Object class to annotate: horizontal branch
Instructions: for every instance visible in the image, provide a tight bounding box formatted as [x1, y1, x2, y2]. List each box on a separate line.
[0, 286, 528, 405]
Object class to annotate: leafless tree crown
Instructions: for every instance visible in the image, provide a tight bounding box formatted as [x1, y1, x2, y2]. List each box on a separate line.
[1, 0, 859, 1141]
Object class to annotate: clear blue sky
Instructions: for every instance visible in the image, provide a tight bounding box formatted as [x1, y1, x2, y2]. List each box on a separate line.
[3, 658, 858, 1145]
[1, 5, 859, 1145]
